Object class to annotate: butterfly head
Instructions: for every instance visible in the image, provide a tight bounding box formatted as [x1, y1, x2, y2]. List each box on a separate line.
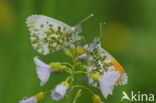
[72, 25, 83, 33]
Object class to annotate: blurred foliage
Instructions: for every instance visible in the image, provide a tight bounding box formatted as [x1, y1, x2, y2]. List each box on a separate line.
[0, 0, 156, 103]
[101, 23, 131, 53]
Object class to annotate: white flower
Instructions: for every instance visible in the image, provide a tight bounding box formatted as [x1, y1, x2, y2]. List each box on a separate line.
[34, 56, 51, 86]
[19, 96, 37, 103]
[51, 83, 68, 100]
[99, 71, 120, 98]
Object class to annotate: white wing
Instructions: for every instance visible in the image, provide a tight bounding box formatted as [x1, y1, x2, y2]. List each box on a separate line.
[26, 15, 81, 55]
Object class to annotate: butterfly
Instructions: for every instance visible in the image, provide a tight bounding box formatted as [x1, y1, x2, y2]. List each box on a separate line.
[86, 23, 128, 87]
[26, 14, 94, 55]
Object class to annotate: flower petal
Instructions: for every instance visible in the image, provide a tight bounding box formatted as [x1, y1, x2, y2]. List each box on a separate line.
[79, 54, 88, 60]
[99, 71, 120, 98]
[51, 85, 68, 100]
[19, 96, 37, 103]
[34, 57, 51, 86]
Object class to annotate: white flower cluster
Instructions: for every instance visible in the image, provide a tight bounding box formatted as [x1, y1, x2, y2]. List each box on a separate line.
[19, 57, 70, 103]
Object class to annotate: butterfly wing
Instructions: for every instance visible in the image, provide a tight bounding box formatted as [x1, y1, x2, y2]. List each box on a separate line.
[26, 15, 78, 55]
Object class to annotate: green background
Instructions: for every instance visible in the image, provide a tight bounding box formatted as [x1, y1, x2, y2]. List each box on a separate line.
[0, 0, 156, 103]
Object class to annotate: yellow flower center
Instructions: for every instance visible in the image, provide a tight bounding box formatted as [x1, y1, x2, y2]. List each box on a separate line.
[35, 92, 46, 101]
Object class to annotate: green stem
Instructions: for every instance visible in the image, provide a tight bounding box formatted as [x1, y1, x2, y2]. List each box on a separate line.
[66, 58, 77, 103]
[73, 85, 95, 95]
[60, 62, 73, 74]
[72, 89, 81, 103]
[43, 89, 52, 95]
[65, 68, 72, 74]
[65, 76, 72, 82]
[74, 71, 89, 74]
[61, 62, 73, 68]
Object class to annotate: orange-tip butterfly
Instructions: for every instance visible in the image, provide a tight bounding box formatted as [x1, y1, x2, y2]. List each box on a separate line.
[26, 14, 94, 55]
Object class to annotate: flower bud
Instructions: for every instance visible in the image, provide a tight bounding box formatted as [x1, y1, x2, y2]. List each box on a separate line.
[35, 92, 46, 101]
[79, 54, 88, 61]
[81, 65, 87, 70]
[51, 81, 69, 100]
[92, 95, 103, 103]
[91, 73, 100, 81]
[49, 63, 67, 72]
[64, 49, 73, 57]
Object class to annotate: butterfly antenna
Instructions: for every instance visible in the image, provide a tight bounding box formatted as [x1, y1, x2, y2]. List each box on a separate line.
[78, 14, 94, 25]
[100, 22, 102, 38]
[99, 22, 106, 41]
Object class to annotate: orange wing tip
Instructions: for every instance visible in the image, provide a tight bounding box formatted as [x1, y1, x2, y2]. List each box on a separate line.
[111, 60, 123, 73]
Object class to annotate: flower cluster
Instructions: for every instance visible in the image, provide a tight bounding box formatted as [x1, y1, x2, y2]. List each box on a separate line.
[20, 15, 128, 103]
